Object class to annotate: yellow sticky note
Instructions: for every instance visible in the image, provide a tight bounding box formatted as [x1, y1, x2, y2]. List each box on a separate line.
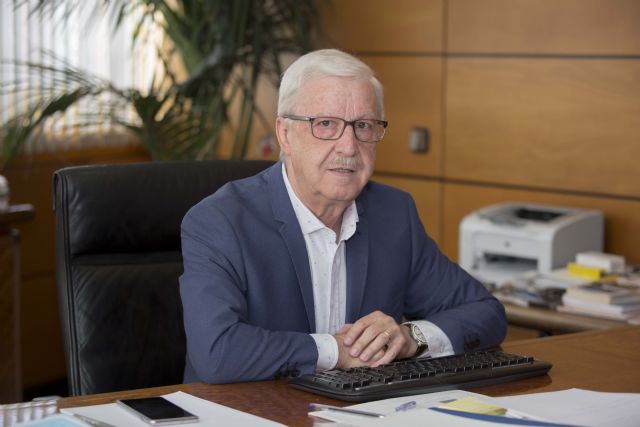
[567, 262, 617, 281]
[438, 397, 507, 416]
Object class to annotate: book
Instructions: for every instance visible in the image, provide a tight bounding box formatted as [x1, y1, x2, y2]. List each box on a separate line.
[575, 251, 626, 274]
[564, 281, 640, 305]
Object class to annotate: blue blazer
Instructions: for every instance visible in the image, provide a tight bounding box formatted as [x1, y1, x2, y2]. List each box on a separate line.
[179, 162, 506, 384]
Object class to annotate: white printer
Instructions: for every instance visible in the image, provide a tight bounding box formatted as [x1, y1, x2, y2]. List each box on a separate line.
[459, 202, 603, 286]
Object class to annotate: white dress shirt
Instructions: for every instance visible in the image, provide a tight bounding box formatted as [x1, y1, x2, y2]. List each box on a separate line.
[281, 164, 453, 370]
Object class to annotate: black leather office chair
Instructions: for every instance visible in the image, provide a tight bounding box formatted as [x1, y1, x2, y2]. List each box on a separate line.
[53, 159, 274, 396]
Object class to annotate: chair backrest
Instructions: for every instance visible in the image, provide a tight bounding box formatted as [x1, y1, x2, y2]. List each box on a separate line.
[53, 159, 274, 396]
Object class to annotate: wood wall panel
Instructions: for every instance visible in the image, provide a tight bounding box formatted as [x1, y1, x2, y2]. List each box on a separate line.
[221, 73, 281, 161]
[445, 58, 640, 197]
[441, 183, 640, 265]
[7, 166, 57, 277]
[318, 0, 443, 52]
[1, 234, 21, 402]
[373, 175, 442, 244]
[448, 0, 640, 55]
[20, 275, 66, 389]
[365, 56, 443, 176]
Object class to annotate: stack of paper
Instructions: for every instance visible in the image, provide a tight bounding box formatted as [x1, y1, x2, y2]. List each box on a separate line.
[559, 282, 640, 321]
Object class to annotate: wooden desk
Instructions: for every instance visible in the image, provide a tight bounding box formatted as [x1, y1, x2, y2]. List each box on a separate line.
[57, 326, 640, 427]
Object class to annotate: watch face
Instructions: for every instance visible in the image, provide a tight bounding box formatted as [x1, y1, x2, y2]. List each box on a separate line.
[411, 324, 427, 345]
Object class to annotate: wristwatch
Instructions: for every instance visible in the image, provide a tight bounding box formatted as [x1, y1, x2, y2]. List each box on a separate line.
[408, 323, 429, 356]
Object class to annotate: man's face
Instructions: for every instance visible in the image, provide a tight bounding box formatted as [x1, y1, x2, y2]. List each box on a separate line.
[276, 76, 379, 211]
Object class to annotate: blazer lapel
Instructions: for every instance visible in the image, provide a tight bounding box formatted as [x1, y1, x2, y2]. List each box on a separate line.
[346, 198, 369, 323]
[266, 163, 316, 332]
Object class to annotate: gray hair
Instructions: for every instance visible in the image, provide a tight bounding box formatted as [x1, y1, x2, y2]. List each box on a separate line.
[277, 49, 384, 118]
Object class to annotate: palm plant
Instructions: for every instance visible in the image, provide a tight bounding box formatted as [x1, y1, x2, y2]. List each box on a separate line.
[0, 0, 317, 170]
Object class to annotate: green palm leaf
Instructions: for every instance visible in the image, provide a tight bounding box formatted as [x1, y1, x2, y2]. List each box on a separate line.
[2, 0, 318, 171]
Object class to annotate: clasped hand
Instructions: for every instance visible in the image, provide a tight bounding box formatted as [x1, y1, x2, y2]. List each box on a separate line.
[334, 310, 418, 368]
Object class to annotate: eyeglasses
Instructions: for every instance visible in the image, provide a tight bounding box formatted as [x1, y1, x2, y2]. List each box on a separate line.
[282, 115, 388, 143]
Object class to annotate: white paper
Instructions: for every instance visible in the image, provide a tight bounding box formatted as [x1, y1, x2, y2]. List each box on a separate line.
[312, 403, 566, 427]
[309, 390, 497, 423]
[310, 388, 640, 427]
[61, 391, 285, 427]
[324, 407, 531, 427]
[18, 414, 88, 426]
[490, 388, 640, 427]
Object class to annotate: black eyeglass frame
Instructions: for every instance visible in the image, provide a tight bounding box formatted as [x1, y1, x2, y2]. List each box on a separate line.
[282, 114, 388, 143]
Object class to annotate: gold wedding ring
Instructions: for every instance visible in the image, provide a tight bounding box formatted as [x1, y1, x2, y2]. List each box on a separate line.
[382, 329, 391, 339]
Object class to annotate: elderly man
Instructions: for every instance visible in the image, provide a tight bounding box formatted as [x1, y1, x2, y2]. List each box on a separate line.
[179, 49, 507, 384]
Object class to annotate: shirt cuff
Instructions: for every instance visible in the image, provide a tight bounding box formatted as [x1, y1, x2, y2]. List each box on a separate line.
[310, 333, 339, 371]
[404, 320, 454, 358]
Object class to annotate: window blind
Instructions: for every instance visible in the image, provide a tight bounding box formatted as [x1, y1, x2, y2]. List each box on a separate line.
[0, 0, 157, 154]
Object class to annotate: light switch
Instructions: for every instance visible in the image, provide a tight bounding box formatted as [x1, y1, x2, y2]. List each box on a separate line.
[409, 127, 429, 153]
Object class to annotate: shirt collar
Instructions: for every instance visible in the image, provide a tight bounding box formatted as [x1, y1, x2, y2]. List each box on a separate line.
[282, 163, 358, 240]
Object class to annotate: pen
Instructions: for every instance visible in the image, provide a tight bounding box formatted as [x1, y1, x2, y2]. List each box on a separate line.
[70, 412, 119, 427]
[394, 400, 416, 412]
[309, 403, 385, 418]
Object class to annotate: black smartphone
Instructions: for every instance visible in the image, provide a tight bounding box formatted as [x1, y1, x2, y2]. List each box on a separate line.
[116, 397, 199, 425]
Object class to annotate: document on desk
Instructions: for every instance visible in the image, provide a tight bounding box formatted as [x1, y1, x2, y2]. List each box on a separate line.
[310, 388, 640, 427]
[490, 388, 640, 427]
[60, 391, 285, 427]
[309, 390, 566, 426]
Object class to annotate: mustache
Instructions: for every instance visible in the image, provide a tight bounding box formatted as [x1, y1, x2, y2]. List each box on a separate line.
[327, 156, 361, 170]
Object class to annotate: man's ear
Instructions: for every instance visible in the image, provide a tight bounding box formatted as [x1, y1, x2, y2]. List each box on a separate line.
[275, 116, 291, 155]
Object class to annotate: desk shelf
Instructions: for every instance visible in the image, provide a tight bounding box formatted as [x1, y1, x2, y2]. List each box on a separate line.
[505, 303, 626, 336]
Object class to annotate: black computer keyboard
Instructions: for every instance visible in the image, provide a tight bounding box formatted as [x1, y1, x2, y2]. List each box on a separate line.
[289, 350, 552, 402]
